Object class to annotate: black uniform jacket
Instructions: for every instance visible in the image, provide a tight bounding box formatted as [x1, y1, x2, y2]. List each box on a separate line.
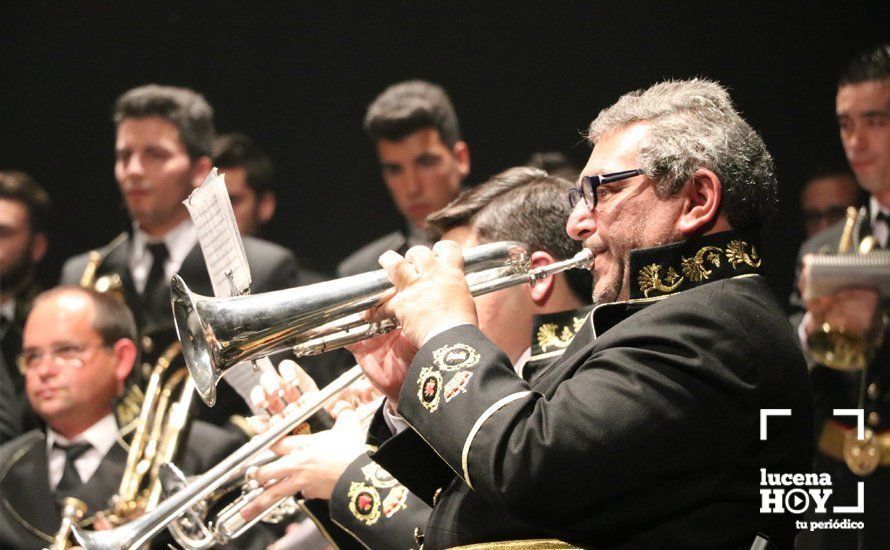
[370, 231, 814, 549]
[0, 421, 243, 550]
[322, 307, 593, 550]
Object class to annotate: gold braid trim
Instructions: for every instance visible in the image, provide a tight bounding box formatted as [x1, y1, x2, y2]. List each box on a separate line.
[449, 539, 579, 549]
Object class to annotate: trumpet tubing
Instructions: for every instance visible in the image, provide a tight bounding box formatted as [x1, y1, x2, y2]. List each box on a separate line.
[72, 365, 365, 550]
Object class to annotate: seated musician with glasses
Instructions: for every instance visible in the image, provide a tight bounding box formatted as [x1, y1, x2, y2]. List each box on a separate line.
[240, 167, 593, 549]
[0, 286, 268, 550]
[335, 80, 811, 548]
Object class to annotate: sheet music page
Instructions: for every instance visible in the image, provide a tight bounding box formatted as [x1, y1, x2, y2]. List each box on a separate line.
[184, 168, 252, 297]
[185, 168, 272, 410]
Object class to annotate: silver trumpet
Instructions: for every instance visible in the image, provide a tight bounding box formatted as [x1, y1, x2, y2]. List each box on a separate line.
[172, 241, 533, 406]
[71, 364, 365, 550]
[72, 243, 592, 549]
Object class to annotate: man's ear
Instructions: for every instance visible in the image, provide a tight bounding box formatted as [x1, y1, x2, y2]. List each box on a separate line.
[452, 141, 471, 178]
[190, 156, 214, 188]
[112, 338, 138, 394]
[257, 191, 277, 225]
[529, 250, 556, 304]
[676, 168, 723, 236]
[30, 232, 48, 264]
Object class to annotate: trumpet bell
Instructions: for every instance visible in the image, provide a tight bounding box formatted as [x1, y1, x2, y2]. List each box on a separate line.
[172, 276, 220, 405]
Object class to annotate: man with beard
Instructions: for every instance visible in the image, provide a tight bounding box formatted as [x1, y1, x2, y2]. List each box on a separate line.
[347, 79, 813, 548]
[0, 171, 50, 442]
[60, 85, 301, 431]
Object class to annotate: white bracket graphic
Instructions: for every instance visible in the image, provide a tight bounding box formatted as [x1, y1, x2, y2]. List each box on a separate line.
[833, 408, 865, 440]
[760, 409, 791, 440]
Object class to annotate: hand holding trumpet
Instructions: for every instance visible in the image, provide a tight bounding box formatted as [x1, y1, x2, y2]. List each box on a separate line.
[349, 242, 479, 405]
[239, 361, 376, 522]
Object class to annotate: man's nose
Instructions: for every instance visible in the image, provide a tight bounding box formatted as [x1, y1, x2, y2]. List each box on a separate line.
[846, 124, 868, 152]
[403, 169, 422, 196]
[566, 201, 597, 241]
[122, 154, 145, 177]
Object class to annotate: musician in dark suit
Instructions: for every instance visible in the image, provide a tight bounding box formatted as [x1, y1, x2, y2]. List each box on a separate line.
[337, 80, 470, 277]
[0, 286, 245, 550]
[59, 84, 306, 430]
[0, 171, 51, 442]
[347, 80, 813, 548]
[243, 168, 593, 549]
[792, 44, 890, 550]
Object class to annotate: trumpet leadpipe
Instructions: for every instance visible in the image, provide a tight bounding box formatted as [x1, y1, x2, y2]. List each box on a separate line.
[291, 249, 594, 357]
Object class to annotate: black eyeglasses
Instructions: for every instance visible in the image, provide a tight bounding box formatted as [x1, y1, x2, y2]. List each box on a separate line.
[568, 168, 644, 211]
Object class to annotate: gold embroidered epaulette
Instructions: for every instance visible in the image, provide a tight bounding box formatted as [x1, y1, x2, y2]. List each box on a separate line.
[630, 231, 763, 299]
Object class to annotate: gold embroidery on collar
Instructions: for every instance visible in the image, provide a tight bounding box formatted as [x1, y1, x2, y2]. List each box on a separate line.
[638, 264, 683, 298]
[572, 316, 586, 333]
[536, 323, 575, 352]
[637, 240, 760, 297]
[680, 246, 723, 282]
[725, 240, 762, 268]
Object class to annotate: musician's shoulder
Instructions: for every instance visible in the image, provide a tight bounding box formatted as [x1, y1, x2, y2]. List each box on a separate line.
[0, 429, 43, 467]
[242, 235, 294, 261]
[800, 220, 845, 255]
[338, 231, 407, 277]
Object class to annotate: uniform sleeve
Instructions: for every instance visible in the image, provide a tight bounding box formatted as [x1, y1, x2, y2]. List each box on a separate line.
[330, 453, 431, 550]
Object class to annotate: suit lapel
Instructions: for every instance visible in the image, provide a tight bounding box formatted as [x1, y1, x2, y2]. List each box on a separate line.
[98, 236, 141, 323]
[0, 433, 60, 536]
[177, 243, 213, 296]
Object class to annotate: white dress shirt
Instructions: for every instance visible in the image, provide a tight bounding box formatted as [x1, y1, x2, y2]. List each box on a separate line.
[46, 413, 119, 490]
[869, 196, 890, 249]
[129, 219, 199, 294]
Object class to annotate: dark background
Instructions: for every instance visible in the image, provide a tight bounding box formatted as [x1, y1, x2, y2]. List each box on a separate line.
[2, 2, 887, 306]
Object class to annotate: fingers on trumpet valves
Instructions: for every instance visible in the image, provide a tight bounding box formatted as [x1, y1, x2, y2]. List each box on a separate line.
[260, 371, 288, 414]
[379, 250, 418, 288]
[277, 359, 318, 398]
[246, 413, 271, 435]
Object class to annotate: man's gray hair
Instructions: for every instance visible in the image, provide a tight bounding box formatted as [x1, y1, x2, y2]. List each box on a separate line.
[588, 78, 777, 229]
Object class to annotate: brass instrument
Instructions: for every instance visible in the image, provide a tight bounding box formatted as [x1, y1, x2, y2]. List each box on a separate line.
[76, 234, 197, 534]
[47, 498, 88, 550]
[106, 342, 195, 524]
[172, 241, 536, 406]
[78, 233, 128, 295]
[71, 243, 593, 549]
[806, 207, 883, 370]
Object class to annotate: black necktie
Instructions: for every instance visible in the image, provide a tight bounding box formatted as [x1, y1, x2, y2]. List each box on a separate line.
[54, 442, 92, 496]
[142, 242, 170, 323]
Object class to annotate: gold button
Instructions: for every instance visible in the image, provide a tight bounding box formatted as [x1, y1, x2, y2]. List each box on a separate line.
[141, 335, 154, 354]
[141, 362, 152, 377]
[868, 412, 880, 427]
[432, 487, 443, 507]
[413, 527, 424, 546]
[867, 383, 879, 400]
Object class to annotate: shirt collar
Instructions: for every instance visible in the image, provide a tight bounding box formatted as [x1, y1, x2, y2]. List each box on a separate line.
[46, 413, 119, 458]
[869, 196, 890, 225]
[132, 218, 198, 267]
[0, 299, 15, 321]
[513, 347, 532, 379]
